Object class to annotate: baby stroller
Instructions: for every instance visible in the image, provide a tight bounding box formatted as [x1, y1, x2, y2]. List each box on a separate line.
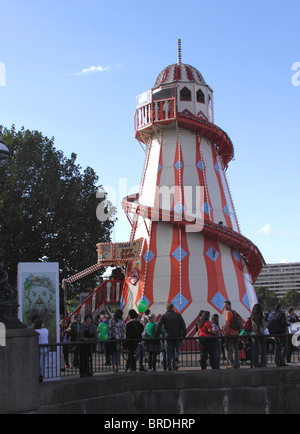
[239, 336, 252, 365]
[239, 338, 247, 364]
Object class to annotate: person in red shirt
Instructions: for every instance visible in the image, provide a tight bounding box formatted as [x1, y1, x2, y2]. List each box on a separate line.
[198, 311, 218, 370]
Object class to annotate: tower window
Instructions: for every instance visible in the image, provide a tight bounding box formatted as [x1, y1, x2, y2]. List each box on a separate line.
[197, 89, 205, 104]
[180, 87, 192, 102]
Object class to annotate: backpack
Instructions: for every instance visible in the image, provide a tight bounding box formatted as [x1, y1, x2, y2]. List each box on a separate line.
[268, 312, 286, 335]
[230, 310, 244, 331]
[244, 318, 253, 333]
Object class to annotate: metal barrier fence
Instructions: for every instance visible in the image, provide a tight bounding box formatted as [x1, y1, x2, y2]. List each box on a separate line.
[39, 334, 300, 381]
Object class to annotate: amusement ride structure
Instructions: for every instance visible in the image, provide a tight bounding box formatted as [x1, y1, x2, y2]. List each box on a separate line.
[65, 41, 265, 333]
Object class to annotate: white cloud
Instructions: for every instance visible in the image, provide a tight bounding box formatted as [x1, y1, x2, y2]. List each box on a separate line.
[257, 224, 273, 236]
[280, 258, 290, 264]
[74, 65, 112, 76]
[71, 63, 122, 77]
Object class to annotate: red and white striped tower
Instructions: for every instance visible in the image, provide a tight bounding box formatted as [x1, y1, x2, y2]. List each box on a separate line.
[121, 40, 265, 332]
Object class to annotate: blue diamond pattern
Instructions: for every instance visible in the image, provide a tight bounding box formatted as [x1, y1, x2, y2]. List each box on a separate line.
[214, 162, 220, 174]
[173, 202, 185, 213]
[119, 296, 125, 310]
[174, 160, 183, 171]
[172, 246, 187, 262]
[143, 249, 155, 263]
[197, 160, 204, 171]
[211, 292, 226, 311]
[205, 246, 220, 262]
[202, 202, 212, 215]
[171, 293, 189, 313]
[158, 164, 162, 172]
[233, 249, 240, 263]
[243, 293, 251, 310]
[223, 204, 230, 217]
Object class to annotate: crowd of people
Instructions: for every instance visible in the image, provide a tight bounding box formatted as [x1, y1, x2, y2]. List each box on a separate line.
[59, 302, 187, 377]
[33, 299, 300, 381]
[196, 301, 300, 370]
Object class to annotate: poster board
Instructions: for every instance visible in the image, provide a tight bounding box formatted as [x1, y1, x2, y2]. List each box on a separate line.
[97, 238, 144, 265]
[18, 262, 60, 345]
[115, 240, 143, 262]
[97, 243, 113, 263]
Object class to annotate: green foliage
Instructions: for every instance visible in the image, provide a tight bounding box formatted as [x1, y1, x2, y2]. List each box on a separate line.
[281, 290, 300, 309]
[255, 286, 279, 311]
[0, 125, 116, 297]
[256, 286, 300, 311]
[67, 296, 81, 313]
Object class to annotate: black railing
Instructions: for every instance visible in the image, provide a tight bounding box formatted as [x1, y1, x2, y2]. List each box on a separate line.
[38, 334, 300, 381]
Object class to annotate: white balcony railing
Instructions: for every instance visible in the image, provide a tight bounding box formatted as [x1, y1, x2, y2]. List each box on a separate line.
[135, 97, 176, 131]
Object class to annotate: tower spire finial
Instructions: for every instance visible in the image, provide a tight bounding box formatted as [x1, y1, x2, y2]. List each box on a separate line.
[177, 39, 182, 65]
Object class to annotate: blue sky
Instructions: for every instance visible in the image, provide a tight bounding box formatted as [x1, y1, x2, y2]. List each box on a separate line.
[1, 0, 300, 265]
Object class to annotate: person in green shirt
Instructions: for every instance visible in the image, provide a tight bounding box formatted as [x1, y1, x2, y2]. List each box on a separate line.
[145, 314, 161, 371]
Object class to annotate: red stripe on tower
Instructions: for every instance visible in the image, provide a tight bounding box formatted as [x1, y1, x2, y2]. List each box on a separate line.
[168, 226, 192, 314]
[136, 225, 158, 310]
[196, 135, 213, 221]
[204, 236, 229, 314]
[154, 140, 163, 209]
[211, 146, 231, 228]
[231, 248, 251, 313]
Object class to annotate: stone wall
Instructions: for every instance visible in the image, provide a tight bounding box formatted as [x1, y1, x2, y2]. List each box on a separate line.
[1, 331, 299, 415]
[37, 368, 300, 414]
[0, 329, 40, 414]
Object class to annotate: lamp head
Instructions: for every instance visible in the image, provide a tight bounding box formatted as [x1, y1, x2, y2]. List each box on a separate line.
[0, 127, 10, 169]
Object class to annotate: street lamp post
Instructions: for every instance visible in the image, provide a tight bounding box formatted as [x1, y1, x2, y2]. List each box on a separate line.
[0, 127, 26, 329]
[0, 126, 11, 169]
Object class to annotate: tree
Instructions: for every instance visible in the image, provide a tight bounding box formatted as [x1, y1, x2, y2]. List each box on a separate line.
[255, 286, 279, 311]
[0, 126, 116, 298]
[281, 290, 300, 309]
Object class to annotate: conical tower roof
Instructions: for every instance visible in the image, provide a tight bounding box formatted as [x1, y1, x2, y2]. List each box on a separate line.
[154, 63, 206, 88]
[153, 39, 206, 88]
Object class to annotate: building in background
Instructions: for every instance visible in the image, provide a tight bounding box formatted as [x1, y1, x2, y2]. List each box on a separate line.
[255, 263, 300, 298]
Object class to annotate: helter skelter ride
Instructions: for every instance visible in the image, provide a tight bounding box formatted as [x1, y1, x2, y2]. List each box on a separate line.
[65, 40, 265, 332]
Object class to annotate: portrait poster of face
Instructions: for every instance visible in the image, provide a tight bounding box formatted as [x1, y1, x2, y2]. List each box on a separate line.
[18, 263, 60, 344]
